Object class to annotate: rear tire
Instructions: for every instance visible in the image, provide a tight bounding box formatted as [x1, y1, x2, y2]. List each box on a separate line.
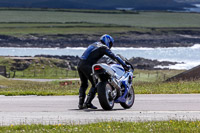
[97, 82, 114, 110]
[120, 86, 135, 109]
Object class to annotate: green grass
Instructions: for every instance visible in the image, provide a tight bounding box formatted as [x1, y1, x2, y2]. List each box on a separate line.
[0, 75, 6, 80]
[133, 69, 184, 82]
[0, 79, 80, 96]
[134, 80, 200, 94]
[0, 9, 200, 35]
[13, 69, 79, 79]
[0, 120, 200, 133]
[0, 10, 200, 27]
[0, 57, 79, 79]
[0, 22, 138, 35]
[0, 57, 15, 70]
[0, 78, 200, 96]
[0, 25, 139, 35]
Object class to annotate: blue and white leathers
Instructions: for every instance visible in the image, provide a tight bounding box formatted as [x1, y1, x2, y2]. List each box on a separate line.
[80, 42, 127, 67]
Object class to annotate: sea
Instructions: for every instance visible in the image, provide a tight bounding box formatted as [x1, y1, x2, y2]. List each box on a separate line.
[0, 44, 200, 70]
[185, 4, 200, 13]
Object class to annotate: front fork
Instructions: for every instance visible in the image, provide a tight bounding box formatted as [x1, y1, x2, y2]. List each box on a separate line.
[115, 77, 132, 103]
[115, 84, 129, 103]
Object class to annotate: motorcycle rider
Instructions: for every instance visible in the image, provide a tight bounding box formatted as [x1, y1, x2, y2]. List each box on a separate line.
[78, 34, 130, 109]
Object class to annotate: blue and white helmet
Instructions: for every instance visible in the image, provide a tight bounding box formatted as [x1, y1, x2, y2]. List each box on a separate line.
[100, 34, 114, 49]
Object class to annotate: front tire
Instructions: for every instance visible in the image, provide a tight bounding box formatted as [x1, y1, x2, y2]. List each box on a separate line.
[120, 86, 135, 109]
[97, 82, 114, 110]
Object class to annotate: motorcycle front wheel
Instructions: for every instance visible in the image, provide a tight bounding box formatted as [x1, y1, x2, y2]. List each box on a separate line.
[120, 86, 135, 109]
[97, 81, 114, 110]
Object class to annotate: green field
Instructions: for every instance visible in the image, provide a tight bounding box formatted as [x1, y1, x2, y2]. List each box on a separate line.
[0, 9, 200, 35]
[0, 10, 200, 27]
[0, 121, 200, 133]
[0, 23, 137, 35]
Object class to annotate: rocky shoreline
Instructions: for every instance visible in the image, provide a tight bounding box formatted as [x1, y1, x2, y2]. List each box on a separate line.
[1, 30, 200, 48]
[4, 55, 179, 72]
[1, 30, 198, 70]
[35, 55, 179, 70]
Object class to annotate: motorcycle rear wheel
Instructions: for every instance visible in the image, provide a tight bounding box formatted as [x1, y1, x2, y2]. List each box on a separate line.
[97, 81, 114, 110]
[120, 86, 135, 109]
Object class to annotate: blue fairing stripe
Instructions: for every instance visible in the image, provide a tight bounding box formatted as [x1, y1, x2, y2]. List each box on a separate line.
[111, 68, 116, 72]
[117, 66, 124, 72]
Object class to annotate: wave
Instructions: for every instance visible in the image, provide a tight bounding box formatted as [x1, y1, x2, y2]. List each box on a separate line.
[113, 44, 200, 50]
[194, 4, 200, 7]
[112, 47, 154, 50]
[190, 44, 200, 49]
[1, 44, 200, 50]
[155, 61, 200, 70]
[0, 45, 200, 70]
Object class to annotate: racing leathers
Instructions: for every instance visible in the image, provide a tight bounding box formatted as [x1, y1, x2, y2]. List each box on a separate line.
[78, 42, 129, 109]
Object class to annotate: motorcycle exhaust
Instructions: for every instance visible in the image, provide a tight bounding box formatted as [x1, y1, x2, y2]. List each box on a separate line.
[109, 77, 121, 91]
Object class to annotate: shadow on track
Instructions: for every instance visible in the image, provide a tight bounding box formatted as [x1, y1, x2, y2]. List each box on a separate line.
[69, 108, 125, 112]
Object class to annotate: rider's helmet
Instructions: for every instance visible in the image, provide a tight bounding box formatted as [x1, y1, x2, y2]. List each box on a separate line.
[100, 34, 114, 49]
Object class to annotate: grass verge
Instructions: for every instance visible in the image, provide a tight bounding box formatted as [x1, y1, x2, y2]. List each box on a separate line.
[0, 120, 200, 133]
[0, 78, 199, 96]
[0, 79, 80, 96]
[134, 80, 200, 94]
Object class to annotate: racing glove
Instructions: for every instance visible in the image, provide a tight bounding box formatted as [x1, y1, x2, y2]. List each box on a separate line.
[124, 65, 131, 71]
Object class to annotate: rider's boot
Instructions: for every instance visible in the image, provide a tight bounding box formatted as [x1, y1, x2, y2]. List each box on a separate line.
[84, 93, 97, 109]
[78, 96, 86, 109]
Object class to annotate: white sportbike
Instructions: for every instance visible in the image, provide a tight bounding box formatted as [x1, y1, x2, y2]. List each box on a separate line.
[92, 55, 135, 110]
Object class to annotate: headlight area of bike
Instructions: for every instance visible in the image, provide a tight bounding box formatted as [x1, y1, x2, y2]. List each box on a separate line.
[93, 65, 110, 81]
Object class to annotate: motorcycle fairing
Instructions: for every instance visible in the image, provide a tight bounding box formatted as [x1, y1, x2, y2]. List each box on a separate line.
[115, 71, 133, 103]
[110, 64, 125, 79]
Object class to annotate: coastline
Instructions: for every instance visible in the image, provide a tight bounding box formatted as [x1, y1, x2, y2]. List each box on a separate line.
[1, 30, 200, 48]
[0, 44, 200, 70]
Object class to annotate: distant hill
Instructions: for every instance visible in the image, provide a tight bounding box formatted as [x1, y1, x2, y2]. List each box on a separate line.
[166, 65, 200, 81]
[0, 0, 192, 10]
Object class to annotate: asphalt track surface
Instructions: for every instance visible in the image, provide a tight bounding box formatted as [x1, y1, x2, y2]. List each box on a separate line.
[0, 94, 200, 125]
